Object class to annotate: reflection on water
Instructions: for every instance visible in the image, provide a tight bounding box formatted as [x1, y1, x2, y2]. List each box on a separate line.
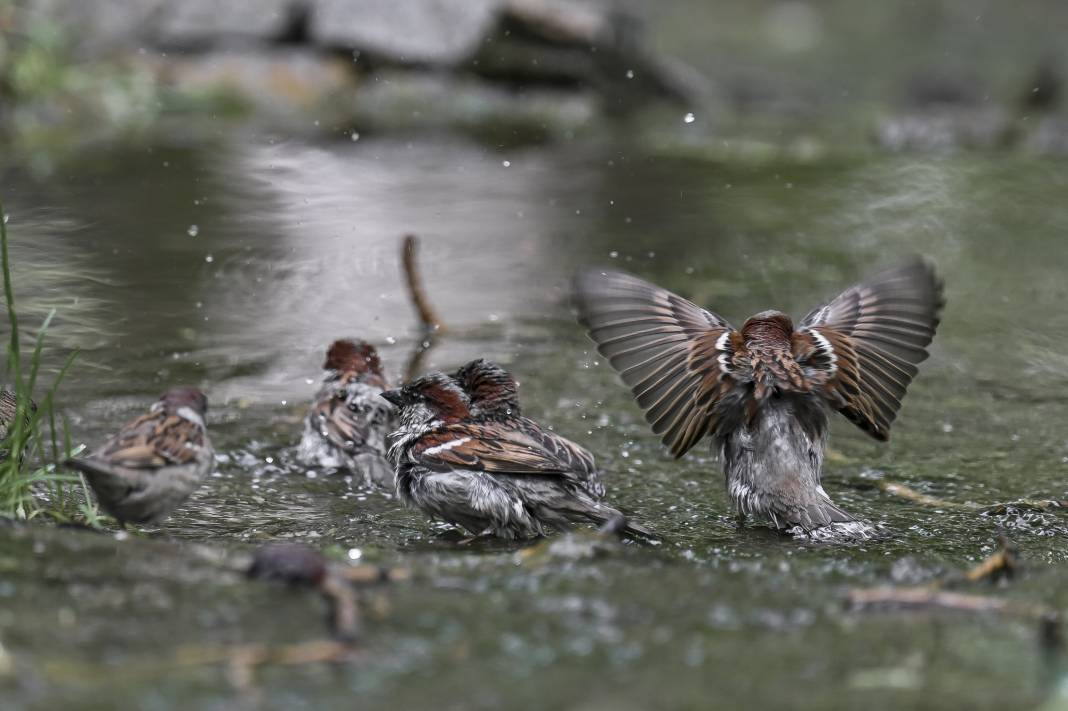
[3, 134, 1068, 708]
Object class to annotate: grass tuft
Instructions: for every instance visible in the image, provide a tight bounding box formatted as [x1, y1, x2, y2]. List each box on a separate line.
[0, 197, 97, 522]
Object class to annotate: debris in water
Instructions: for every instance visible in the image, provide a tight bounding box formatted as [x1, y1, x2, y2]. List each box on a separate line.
[960, 535, 1018, 585]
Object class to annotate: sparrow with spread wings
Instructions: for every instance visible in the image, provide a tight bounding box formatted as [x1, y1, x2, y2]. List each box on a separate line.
[66, 387, 213, 526]
[298, 339, 396, 488]
[573, 259, 944, 535]
[382, 368, 650, 540]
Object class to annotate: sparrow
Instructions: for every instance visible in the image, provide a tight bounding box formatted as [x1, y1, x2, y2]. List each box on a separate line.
[452, 358, 605, 498]
[0, 387, 35, 461]
[382, 371, 651, 541]
[574, 258, 944, 535]
[66, 387, 213, 526]
[297, 339, 395, 488]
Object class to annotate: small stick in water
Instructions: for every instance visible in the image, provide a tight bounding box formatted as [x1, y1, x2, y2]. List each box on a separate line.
[962, 535, 1018, 585]
[875, 480, 1066, 514]
[401, 234, 445, 381]
[402, 234, 444, 334]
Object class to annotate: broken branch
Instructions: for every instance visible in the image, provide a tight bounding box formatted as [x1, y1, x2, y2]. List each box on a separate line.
[402, 234, 444, 335]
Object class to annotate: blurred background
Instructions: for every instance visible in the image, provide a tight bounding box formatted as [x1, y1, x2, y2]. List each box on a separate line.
[3, 2, 1068, 709]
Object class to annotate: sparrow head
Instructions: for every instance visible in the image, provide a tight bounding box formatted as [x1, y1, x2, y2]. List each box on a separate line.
[160, 387, 208, 416]
[381, 372, 471, 422]
[741, 310, 794, 347]
[452, 359, 521, 419]
[324, 339, 385, 379]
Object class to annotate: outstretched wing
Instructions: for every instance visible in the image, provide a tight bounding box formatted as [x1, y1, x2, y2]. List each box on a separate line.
[573, 268, 743, 458]
[793, 257, 944, 440]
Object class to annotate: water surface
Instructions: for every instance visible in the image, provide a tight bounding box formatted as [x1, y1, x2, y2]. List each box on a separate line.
[2, 133, 1068, 709]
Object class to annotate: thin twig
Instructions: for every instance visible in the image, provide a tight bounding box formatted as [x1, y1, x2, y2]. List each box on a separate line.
[320, 573, 360, 642]
[875, 480, 1067, 514]
[335, 564, 411, 585]
[402, 234, 444, 334]
[877, 481, 972, 509]
[961, 536, 1018, 584]
[172, 639, 356, 690]
[401, 234, 444, 382]
[847, 587, 1016, 614]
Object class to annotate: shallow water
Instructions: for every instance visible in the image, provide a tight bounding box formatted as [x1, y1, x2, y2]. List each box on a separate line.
[3, 133, 1068, 709]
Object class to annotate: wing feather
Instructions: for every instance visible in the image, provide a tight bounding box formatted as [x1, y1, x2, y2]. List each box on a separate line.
[795, 258, 944, 440]
[574, 268, 741, 457]
[413, 425, 581, 478]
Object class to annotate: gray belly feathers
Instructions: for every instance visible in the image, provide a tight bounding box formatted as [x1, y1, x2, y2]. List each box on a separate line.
[720, 397, 856, 533]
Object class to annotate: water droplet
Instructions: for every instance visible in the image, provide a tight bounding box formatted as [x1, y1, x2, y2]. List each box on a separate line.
[2, 214, 8, 224]
[347, 548, 363, 560]
[683, 112, 696, 124]
[609, 251, 619, 258]
[941, 422, 954, 433]
[350, 131, 360, 142]
[625, 69, 634, 79]
[264, 456, 274, 464]
[502, 160, 511, 167]
[385, 336, 397, 345]
[205, 254, 214, 263]
[187, 224, 199, 237]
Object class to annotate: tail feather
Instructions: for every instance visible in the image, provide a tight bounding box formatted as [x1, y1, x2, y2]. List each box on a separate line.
[586, 504, 658, 541]
[808, 498, 855, 528]
[65, 457, 132, 499]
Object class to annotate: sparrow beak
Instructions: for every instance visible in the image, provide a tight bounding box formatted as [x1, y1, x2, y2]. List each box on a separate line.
[380, 389, 406, 407]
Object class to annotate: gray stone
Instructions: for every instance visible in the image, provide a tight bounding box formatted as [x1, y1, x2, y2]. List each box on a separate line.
[154, 0, 297, 48]
[308, 0, 503, 66]
[874, 109, 1013, 153]
[152, 49, 358, 122]
[346, 70, 596, 138]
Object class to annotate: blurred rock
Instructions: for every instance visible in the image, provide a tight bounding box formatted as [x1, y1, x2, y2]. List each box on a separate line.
[310, 0, 502, 66]
[904, 71, 985, 108]
[152, 49, 357, 122]
[13, 0, 702, 144]
[874, 109, 1013, 153]
[348, 71, 597, 141]
[154, 1, 297, 49]
[1020, 59, 1062, 112]
[247, 543, 328, 586]
[1024, 117, 1068, 156]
